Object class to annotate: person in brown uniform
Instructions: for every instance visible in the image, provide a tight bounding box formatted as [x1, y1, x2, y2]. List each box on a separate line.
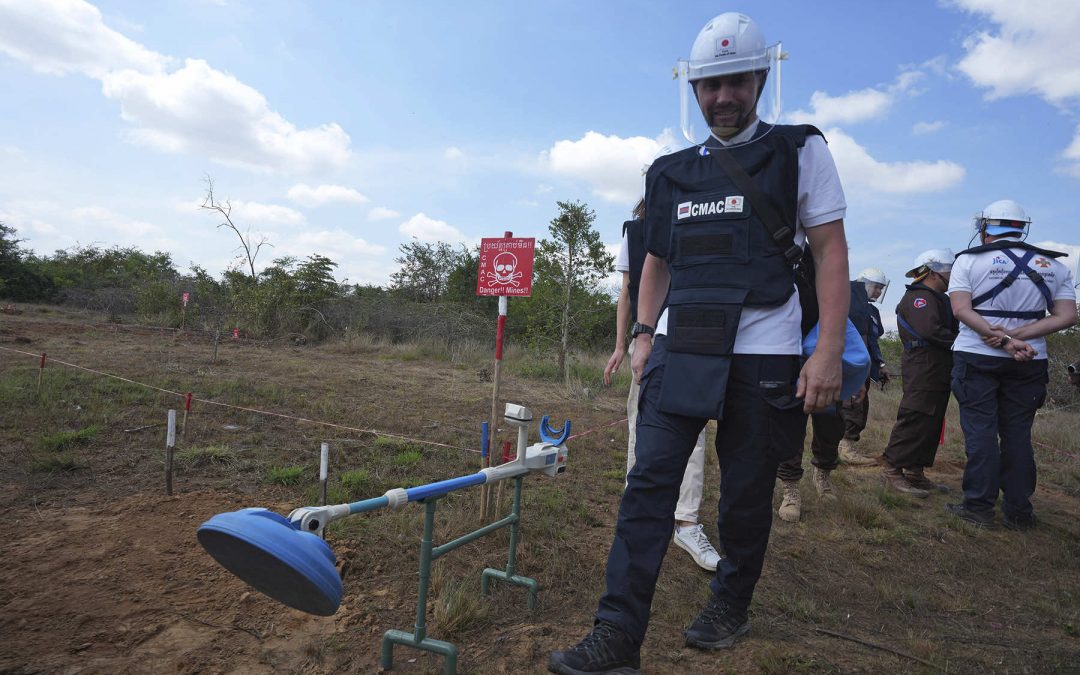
[881, 249, 959, 496]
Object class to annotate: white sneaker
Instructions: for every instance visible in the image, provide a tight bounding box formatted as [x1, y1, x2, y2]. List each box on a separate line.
[673, 524, 723, 571]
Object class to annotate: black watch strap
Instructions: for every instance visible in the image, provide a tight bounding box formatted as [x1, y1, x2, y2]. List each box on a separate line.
[630, 322, 655, 338]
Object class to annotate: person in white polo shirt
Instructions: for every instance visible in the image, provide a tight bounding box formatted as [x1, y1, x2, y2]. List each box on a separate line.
[947, 199, 1077, 530]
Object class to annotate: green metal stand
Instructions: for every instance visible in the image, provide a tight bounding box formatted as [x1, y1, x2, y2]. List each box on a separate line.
[380, 476, 538, 674]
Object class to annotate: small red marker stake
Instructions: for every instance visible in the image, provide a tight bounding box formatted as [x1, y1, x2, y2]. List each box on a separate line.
[182, 392, 192, 440]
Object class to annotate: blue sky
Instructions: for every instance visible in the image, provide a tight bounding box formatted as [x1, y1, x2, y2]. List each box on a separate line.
[2, 0, 1079, 329]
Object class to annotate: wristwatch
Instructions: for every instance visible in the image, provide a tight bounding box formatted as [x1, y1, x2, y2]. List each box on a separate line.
[630, 322, 655, 339]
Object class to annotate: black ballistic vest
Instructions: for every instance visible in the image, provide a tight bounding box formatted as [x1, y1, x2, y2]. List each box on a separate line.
[622, 218, 646, 324]
[647, 124, 814, 419]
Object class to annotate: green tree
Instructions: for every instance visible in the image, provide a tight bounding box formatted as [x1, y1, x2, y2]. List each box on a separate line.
[0, 223, 55, 302]
[532, 200, 614, 382]
[389, 240, 468, 302]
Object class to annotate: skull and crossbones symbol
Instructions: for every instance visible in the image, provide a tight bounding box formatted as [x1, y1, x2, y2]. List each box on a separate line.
[486, 252, 523, 286]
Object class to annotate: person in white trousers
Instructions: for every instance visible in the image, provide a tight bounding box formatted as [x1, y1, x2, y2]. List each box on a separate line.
[604, 198, 722, 572]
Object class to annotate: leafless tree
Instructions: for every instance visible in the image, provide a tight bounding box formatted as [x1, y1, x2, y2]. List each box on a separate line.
[200, 176, 271, 283]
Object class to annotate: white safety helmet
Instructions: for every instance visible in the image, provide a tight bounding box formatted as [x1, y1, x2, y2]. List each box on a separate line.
[906, 248, 955, 279]
[973, 199, 1031, 240]
[856, 267, 889, 303]
[677, 12, 783, 146]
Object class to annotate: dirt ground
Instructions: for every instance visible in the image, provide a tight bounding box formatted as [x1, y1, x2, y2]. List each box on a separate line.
[1, 308, 1078, 674]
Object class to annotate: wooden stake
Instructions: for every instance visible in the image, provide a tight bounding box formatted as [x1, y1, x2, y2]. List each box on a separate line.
[165, 410, 176, 496]
[36, 352, 46, 398]
[320, 442, 329, 507]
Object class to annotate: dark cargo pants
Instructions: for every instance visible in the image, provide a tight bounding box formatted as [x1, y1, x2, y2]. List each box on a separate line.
[595, 337, 805, 646]
[951, 352, 1048, 520]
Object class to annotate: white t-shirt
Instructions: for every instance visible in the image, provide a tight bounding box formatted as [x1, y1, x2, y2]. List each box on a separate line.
[654, 121, 847, 355]
[949, 245, 1076, 360]
[616, 232, 629, 273]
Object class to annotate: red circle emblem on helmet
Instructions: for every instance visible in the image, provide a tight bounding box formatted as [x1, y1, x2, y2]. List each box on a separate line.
[913, 298, 927, 309]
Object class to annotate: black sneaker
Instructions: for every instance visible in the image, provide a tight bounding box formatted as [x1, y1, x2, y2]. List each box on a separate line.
[1002, 512, 1037, 531]
[683, 596, 750, 649]
[944, 503, 995, 529]
[548, 620, 641, 674]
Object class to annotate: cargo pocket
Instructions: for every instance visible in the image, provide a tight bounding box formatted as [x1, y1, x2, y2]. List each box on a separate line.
[950, 361, 967, 404]
[658, 288, 747, 419]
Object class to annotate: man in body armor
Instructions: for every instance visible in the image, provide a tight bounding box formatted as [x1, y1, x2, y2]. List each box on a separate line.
[881, 249, 958, 497]
[947, 200, 1077, 529]
[839, 268, 890, 465]
[605, 198, 721, 572]
[550, 13, 850, 674]
[773, 267, 888, 523]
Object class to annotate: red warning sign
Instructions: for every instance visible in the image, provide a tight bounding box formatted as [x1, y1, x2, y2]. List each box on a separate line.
[476, 237, 535, 297]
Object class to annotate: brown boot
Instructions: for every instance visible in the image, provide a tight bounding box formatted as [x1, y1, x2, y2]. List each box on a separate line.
[778, 480, 801, 522]
[904, 467, 948, 493]
[882, 467, 930, 498]
[838, 438, 877, 466]
[812, 467, 837, 501]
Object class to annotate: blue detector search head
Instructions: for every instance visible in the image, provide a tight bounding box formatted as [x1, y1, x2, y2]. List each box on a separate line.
[197, 508, 343, 616]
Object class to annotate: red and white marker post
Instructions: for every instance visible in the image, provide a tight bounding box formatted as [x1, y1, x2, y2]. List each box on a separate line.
[476, 232, 535, 519]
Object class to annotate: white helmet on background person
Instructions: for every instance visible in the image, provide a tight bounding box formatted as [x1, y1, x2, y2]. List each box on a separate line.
[973, 199, 1031, 239]
[906, 248, 955, 279]
[856, 267, 889, 303]
[677, 12, 783, 146]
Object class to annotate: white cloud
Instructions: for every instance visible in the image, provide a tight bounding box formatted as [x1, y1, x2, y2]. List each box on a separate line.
[543, 129, 677, 203]
[788, 70, 924, 127]
[826, 128, 966, 194]
[287, 183, 368, 207]
[284, 229, 386, 257]
[399, 212, 466, 243]
[0, 0, 351, 173]
[71, 205, 160, 236]
[444, 146, 464, 160]
[951, 0, 1080, 105]
[536, 184, 554, 194]
[368, 206, 400, 221]
[1060, 124, 1080, 177]
[913, 120, 946, 135]
[0, 0, 168, 78]
[231, 200, 306, 226]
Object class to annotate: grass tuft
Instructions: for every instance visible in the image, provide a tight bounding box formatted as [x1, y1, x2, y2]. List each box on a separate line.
[177, 444, 234, 466]
[36, 425, 101, 453]
[266, 465, 305, 486]
[393, 449, 423, 468]
[433, 578, 489, 638]
[31, 452, 82, 473]
[339, 469, 371, 497]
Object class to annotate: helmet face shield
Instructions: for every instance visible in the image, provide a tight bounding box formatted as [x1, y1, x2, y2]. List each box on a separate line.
[972, 200, 1031, 241]
[981, 219, 1029, 239]
[678, 42, 782, 147]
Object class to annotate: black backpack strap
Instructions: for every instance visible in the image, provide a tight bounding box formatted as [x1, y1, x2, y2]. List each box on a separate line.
[709, 148, 803, 263]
